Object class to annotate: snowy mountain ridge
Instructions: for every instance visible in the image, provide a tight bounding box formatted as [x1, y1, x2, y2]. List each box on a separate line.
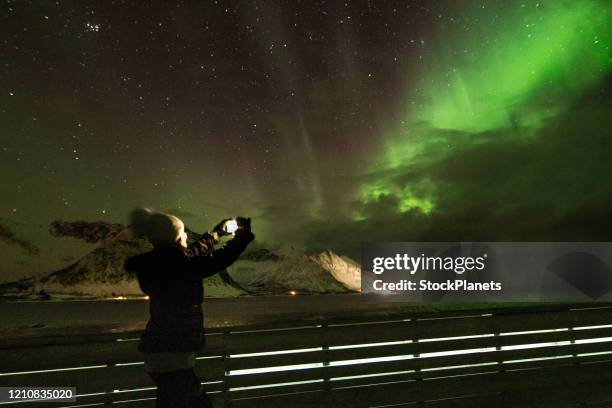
[0, 221, 361, 300]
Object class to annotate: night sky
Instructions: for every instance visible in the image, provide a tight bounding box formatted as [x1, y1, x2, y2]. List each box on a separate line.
[1, 0, 611, 257]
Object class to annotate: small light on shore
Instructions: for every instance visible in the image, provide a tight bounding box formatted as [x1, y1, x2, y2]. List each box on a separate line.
[289, 290, 297, 296]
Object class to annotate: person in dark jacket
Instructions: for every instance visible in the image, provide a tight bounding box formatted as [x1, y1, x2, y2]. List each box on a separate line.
[124, 208, 254, 408]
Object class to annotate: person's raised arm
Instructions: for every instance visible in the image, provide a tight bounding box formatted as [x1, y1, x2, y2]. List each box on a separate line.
[185, 218, 254, 279]
[186, 218, 232, 256]
[187, 231, 219, 257]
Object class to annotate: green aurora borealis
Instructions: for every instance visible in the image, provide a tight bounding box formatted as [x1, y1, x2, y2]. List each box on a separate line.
[357, 0, 610, 228]
[1, 0, 611, 264]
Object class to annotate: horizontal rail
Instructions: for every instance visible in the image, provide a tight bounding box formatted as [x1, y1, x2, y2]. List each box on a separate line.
[226, 325, 612, 370]
[225, 341, 612, 389]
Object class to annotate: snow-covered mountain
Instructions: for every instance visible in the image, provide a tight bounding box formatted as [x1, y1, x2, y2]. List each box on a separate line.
[0, 220, 361, 300]
[0, 223, 245, 299]
[0, 218, 98, 283]
[228, 247, 360, 295]
[310, 250, 361, 292]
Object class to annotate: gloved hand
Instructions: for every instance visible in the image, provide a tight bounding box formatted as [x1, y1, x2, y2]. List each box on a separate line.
[236, 217, 251, 232]
[212, 218, 232, 237]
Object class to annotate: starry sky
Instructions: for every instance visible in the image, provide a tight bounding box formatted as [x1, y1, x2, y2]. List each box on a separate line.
[1, 0, 611, 258]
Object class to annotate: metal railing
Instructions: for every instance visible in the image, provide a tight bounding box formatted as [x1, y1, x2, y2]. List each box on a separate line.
[2, 304, 612, 407]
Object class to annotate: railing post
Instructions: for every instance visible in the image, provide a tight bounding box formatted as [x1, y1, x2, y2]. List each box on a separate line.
[568, 325, 587, 408]
[104, 362, 115, 406]
[494, 331, 503, 372]
[222, 330, 230, 408]
[412, 319, 423, 407]
[322, 323, 331, 392]
[493, 312, 505, 404]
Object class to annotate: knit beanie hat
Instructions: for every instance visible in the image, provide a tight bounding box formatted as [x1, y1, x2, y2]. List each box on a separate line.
[130, 207, 184, 248]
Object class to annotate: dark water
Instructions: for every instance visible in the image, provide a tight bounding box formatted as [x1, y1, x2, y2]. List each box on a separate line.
[0, 294, 416, 338]
[0, 294, 542, 340]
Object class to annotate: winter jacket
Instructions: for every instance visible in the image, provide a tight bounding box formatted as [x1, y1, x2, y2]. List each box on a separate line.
[124, 229, 254, 353]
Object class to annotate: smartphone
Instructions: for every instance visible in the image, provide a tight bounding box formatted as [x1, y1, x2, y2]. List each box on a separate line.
[224, 219, 239, 234]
